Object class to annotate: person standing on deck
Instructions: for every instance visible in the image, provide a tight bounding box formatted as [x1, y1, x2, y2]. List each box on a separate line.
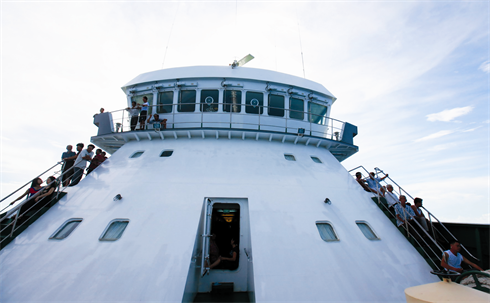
[139, 96, 149, 130]
[126, 101, 140, 131]
[69, 144, 94, 186]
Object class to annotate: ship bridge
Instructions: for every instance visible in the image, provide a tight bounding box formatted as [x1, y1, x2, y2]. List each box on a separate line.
[91, 66, 358, 161]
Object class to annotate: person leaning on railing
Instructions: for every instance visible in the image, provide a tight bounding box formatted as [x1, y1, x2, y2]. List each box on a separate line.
[126, 101, 141, 131]
[10, 177, 44, 206]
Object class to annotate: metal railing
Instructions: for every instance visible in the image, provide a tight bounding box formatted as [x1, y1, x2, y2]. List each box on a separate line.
[0, 162, 84, 248]
[348, 166, 479, 263]
[105, 103, 347, 141]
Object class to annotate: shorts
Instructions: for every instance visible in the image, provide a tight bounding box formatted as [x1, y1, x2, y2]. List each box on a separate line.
[139, 111, 148, 123]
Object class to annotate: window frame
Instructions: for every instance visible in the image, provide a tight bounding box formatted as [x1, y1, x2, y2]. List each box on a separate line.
[178, 90, 197, 112]
[289, 97, 305, 121]
[223, 90, 242, 113]
[200, 89, 219, 112]
[268, 94, 285, 117]
[245, 91, 264, 114]
[316, 221, 340, 242]
[157, 90, 174, 114]
[49, 218, 83, 240]
[355, 221, 380, 240]
[99, 219, 130, 242]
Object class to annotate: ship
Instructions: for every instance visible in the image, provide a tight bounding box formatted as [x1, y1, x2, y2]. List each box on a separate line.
[0, 62, 488, 302]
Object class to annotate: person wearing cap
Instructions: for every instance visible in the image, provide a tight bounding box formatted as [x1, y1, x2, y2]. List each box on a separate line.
[69, 144, 94, 186]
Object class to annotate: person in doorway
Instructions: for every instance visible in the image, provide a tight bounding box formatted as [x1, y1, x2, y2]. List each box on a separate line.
[441, 240, 483, 274]
[61, 145, 77, 187]
[139, 96, 149, 130]
[208, 234, 221, 269]
[11, 178, 43, 205]
[126, 101, 141, 131]
[411, 198, 429, 231]
[69, 144, 95, 186]
[220, 238, 239, 270]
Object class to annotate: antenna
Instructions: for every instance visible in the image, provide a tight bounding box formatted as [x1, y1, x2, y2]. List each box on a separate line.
[230, 54, 254, 69]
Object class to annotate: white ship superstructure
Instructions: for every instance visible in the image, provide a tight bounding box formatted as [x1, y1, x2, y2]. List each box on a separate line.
[0, 66, 441, 302]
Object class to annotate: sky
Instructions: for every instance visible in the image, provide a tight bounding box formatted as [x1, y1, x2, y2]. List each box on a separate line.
[1, 0, 489, 224]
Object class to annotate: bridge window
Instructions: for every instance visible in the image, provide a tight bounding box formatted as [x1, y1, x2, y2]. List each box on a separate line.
[245, 92, 263, 114]
[100, 219, 129, 241]
[311, 156, 322, 163]
[316, 221, 339, 242]
[223, 90, 242, 113]
[290, 98, 304, 120]
[268, 95, 284, 117]
[50, 218, 82, 240]
[130, 151, 144, 158]
[284, 154, 296, 161]
[178, 90, 196, 112]
[157, 91, 173, 113]
[308, 102, 328, 124]
[132, 94, 154, 115]
[200, 90, 219, 112]
[356, 221, 380, 240]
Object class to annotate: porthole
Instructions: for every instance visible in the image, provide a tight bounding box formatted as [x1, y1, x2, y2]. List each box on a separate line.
[311, 156, 322, 163]
[99, 219, 129, 241]
[49, 218, 82, 240]
[316, 221, 339, 242]
[284, 154, 296, 161]
[130, 151, 144, 158]
[356, 221, 380, 240]
[160, 150, 174, 157]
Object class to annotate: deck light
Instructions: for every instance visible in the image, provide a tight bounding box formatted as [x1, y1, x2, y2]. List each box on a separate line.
[324, 198, 331, 205]
[113, 194, 122, 201]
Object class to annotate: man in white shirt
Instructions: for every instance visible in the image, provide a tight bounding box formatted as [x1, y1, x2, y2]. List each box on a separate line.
[69, 144, 95, 186]
[384, 185, 399, 209]
[441, 241, 482, 276]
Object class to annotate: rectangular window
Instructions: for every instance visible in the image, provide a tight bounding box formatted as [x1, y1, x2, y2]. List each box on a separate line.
[316, 222, 339, 242]
[132, 94, 154, 115]
[245, 92, 263, 114]
[160, 150, 173, 157]
[223, 90, 242, 113]
[157, 91, 173, 113]
[100, 219, 129, 241]
[268, 95, 285, 117]
[200, 90, 219, 112]
[356, 221, 380, 240]
[284, 154, 296, 161]
[311, 156, 322, 164]
[290, 98, 304, 120]
[178, 90, 196, 112]
[308, 102, 328, 124]
[50, 219, 82, 240]
[130, 151, 144, 158]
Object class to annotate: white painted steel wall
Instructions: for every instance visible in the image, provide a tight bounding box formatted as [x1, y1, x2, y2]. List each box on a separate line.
[0, 138, 439, 302]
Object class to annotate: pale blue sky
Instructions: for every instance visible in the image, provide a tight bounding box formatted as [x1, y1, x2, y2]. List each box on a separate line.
[1, 1, 488, 223]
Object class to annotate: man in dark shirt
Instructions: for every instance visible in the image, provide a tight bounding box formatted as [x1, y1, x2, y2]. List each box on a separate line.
[61, 145, 77, 187]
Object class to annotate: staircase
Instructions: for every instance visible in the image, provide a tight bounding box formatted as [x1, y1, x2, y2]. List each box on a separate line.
[0, 162, 77, 250]
[349, 166, 481, 273]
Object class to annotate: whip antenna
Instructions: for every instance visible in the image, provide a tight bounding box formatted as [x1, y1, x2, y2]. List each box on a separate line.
[161, 3, 180, 68]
